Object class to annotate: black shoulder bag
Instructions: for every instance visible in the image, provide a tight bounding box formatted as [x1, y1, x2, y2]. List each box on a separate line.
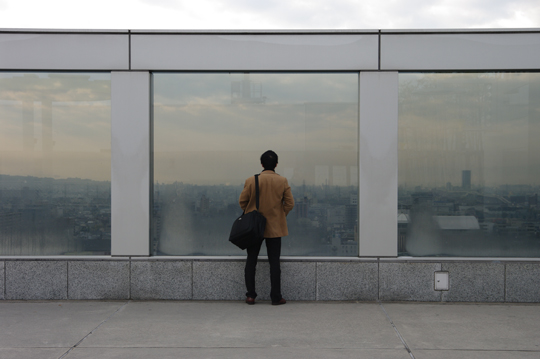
[229, 174, 267, 250]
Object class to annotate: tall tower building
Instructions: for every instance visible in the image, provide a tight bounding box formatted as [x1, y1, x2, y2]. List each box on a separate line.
[462, 170, 471, 190]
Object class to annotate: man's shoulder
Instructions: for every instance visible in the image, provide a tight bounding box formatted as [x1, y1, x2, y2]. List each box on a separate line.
[263, 172, 290, 186]
[260, 171, 284, 179]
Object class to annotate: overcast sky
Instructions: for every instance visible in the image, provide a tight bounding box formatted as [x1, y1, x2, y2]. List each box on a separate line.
[0, 0, 539, 30]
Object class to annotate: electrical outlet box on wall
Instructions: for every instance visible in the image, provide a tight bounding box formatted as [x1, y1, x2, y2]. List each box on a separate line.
[435, 272, 449, 291]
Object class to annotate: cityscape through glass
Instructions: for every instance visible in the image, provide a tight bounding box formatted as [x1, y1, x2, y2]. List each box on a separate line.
[399, 73, 540, 257]
[0, 73, 111, 255]
[153, 73, 358, 256]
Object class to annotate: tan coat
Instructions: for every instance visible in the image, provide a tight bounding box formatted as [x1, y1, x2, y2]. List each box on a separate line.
[239, 170, 295, 238]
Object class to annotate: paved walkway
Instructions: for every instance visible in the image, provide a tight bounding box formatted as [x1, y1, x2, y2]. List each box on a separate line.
[0, 300, 539, 359]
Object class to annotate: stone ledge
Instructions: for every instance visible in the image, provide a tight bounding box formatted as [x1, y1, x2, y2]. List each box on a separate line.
[68, 261, 129, 300]
[0, 259, 538, 302]
[0, 261, 4, 300]
[131, 261, 192, 300]
[5, 261, 67, 300]
[442, 262, 505, 302]
[317, 262, 378, 301]
[0, 256, 128, 261]
[130, 256, 377, 262]
[379, 262, 441, 302]
[505, 263, 540, 303]
[3, 256, 540, 262]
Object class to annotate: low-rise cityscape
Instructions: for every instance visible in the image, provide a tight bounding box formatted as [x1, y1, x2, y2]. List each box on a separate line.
[2, 173, 538, 258]
[0, 174, 111, 255]
[153, 181, 358, 256]
[399, 173, 540, 257]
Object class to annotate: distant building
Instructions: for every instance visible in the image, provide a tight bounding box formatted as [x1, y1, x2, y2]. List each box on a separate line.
[462, 170, 471, 190]
[297, 196, 309, 219]
[434, 216, 480, 230]
[199, 195, 210, 214]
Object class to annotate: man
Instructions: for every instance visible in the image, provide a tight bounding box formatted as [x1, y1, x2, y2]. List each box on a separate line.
[239, 150, 294, 305]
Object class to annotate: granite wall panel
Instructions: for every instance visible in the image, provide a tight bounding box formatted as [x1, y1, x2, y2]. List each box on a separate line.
[0, 262, 4, 300]
[441, 262, 505, 302]
[68, 261, 129, 300]
[191, 260, 315, 302]
[505, 263, 540, 303]
[317, 262, 378, 301]
[282, 262, 317, 301]
[379, 262, 441, 302]
[192, 261, 245, 300]
[2, 259, 540, 303]
[131, 261, 192, 300]
[5, 261, 67, 300]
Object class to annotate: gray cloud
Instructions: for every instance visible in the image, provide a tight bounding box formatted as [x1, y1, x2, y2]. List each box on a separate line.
[399, 72, 540, 188]
[137, 0, 184, 10]
[194, 0, 540, 29]
[0, 73, 111, 181]
[153, 73, 358, 185]
[2, 0, 539, 29]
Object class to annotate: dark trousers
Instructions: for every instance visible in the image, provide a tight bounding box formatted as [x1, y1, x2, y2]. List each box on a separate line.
[245, 237, 282, 303]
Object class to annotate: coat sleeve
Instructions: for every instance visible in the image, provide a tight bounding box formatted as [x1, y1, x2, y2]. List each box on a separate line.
[239, 179, 251, 211]
[282, 180, 295, 215]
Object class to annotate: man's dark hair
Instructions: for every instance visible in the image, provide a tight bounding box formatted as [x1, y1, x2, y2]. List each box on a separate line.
[261, 150, 278, 170]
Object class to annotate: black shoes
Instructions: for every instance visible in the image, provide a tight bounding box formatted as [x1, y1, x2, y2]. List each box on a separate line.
[246, 297, 286, 305]
[272, 298, 286, 306]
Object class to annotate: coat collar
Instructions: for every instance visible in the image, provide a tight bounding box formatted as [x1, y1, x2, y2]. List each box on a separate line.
[260, 170, 278, 176]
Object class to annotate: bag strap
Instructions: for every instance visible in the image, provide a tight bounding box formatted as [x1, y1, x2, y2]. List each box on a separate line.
[254, 174, 260, 211]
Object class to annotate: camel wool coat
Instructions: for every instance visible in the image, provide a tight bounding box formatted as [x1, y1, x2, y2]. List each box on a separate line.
[239, 170, 295, 238]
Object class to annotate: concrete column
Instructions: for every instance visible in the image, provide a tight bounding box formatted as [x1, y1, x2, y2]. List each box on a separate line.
[359, 72, 398, 257]
[111, 72, 151, 256]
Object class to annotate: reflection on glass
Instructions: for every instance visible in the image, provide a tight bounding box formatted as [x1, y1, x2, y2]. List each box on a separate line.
[0, 73, 111, 255]
[153, 73, 358, 256]
[399, 73, 540, 257]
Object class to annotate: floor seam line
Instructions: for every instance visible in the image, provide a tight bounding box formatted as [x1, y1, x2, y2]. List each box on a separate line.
[413, 348, 540, 352]
[56, 346, 404, 349]
[378, 301, 415, 359]
[57, 300, 131, 359]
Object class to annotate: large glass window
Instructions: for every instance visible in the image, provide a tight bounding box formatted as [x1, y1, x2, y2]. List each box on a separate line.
[0, 73, 111, 255]
[399, 73, 540, 257]
[153, 73, 358, 256]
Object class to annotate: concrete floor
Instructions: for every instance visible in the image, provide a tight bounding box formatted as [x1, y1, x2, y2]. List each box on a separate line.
[0, 300, 539, 359]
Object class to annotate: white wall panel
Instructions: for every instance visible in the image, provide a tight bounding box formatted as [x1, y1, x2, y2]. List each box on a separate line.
[381, 33, 540, 70]
[359, 72, 398, 257]
[111, 72, 150, 256]
[0, 34, 129, 70]
[131, 34, 378, 70]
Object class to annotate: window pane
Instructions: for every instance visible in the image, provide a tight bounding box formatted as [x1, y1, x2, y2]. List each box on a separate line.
[153, 73, 358, 256]
[399, 73, 540, 257]
[0, 73, 111, 255]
